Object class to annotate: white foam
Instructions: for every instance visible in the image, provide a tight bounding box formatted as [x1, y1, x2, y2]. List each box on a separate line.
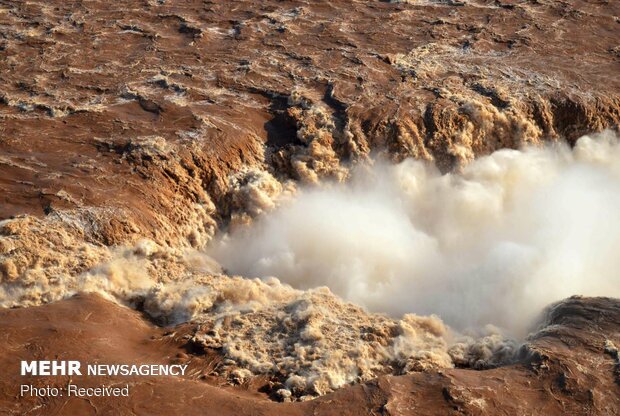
[209, 131, 620, 335]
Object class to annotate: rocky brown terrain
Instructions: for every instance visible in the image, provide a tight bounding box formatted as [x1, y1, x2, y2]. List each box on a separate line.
[1, 0, 620, 414]
[1, 0, 619, 249]
[0, 294, 619, 415]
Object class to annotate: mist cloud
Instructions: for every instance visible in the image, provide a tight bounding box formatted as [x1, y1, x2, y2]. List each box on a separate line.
[209, 131, 620, 335]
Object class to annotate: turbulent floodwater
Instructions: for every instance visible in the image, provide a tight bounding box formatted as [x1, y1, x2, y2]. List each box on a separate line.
[2, 133, 619, 400]
[210, 131, 620, 335]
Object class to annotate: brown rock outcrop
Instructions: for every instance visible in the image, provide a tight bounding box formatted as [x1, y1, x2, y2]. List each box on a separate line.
[0, 294, 618, 415]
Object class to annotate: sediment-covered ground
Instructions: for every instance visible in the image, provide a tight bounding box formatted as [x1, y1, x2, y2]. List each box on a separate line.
[1, 0, 620, 414]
